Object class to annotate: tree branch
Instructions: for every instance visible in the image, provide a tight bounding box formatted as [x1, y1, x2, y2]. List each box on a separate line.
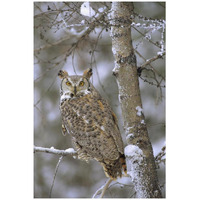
[34, 146, 77, 157]
[34, 8, 109, 53]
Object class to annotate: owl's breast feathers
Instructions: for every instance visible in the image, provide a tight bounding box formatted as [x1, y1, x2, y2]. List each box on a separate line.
[60, 93, 127, 179]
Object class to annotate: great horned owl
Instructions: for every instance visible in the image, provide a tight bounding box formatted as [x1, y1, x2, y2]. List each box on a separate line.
[58, 68, 127, 179]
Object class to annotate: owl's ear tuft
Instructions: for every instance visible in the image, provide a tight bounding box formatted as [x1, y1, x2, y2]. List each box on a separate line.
[58, 70, 68, 79]
[83, 68, 92, 79]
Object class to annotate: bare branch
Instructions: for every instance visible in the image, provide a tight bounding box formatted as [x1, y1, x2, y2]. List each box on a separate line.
[34, 8, 109, 53]
[135, 48, 165, 81]
[92, 178, 113, 198]
[34, 35, 72, 52]
[132, 26, 161, 48]
[49, 156, 63, 197]
[140, 52, 165, 69]
[34, 146, 77, 157]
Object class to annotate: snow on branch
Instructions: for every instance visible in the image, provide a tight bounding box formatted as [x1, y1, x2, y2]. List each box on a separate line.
[34, 146, 77, 157]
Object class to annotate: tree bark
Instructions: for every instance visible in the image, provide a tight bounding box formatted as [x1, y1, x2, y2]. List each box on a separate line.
[110, 2, 162, 198]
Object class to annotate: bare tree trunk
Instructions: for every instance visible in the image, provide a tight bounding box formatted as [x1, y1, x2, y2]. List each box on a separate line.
[110, 2, 162, 198]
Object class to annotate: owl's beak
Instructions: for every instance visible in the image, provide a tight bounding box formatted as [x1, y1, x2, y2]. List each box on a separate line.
[74, 86, 77, 95]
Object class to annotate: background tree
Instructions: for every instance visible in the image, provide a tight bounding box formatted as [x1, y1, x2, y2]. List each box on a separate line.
[34, 2, 165, 198]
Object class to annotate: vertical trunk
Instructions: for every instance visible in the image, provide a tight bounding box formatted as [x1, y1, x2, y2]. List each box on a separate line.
[110, 2, 162, 198]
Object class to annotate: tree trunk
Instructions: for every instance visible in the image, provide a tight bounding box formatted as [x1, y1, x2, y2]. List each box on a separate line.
[110, 2, 162, 198]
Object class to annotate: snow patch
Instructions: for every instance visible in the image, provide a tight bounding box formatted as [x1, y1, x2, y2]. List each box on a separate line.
[111, 45, 117, 55]
[126, 127, 134, 133]
[80, 2, 95, 17]
[112, 63, 120, 73]
[65, 148, 76, 154]
[131, 22, 141, 27]
[136, 106, 143, 116]
[124, 145, 144, 162]
[157, 51, 164, 56]
[126, 133, 134, 141]
[98, 7, 106, 13]
[80, 20, 85, 24]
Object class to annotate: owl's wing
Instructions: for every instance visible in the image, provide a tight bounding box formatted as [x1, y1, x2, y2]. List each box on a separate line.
[72, 129, 121, 162]
[104, 100, 125, 156]
[110, 110, 124, 153]
[91, 94, 125, 158]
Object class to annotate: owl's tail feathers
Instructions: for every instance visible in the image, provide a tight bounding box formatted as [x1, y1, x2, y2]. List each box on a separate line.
[102, 154, 127, 179]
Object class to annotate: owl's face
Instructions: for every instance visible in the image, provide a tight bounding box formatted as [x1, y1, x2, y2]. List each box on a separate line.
[61, 76, 90, 98]
[58, 68, 92, 100]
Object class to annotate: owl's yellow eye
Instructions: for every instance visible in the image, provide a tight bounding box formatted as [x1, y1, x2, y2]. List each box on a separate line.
[66, 81, 71, 86]
[79, 81, 84, 86]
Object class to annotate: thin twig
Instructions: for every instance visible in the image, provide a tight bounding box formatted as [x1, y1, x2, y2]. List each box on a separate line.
[140, 52, 165, 69]
[135, 48, 165, 81]
[34, 75, 58, 107]
[34, 35, 71, 52]
[92, 184, 105, 198]
[49, 156, 63, 197]
[132, 26, 161, 48]
[92, 178, 113, 198]
[100, 178, 113, 198]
